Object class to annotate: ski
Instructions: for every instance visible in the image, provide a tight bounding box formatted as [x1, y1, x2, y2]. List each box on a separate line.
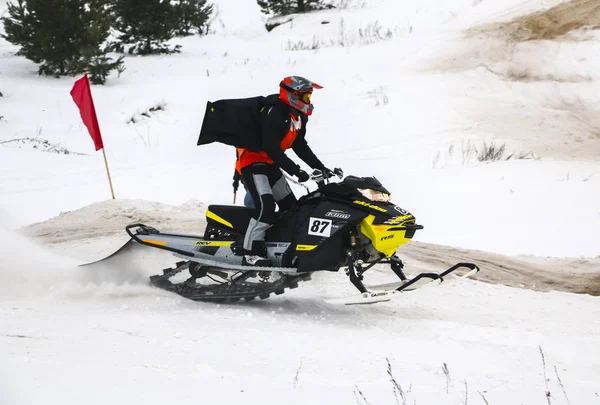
[327, 290, 398, 305]
[328, 263, 480, 305]
[368, 262, 480, 291]
[327, 273, 441, 305]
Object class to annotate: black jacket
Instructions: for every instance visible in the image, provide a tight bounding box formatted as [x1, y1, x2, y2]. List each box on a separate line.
[198, 94, 324, 176]
[259, 94, 324, 175]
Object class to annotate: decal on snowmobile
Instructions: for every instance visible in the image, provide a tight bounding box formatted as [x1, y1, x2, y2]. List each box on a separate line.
[141, 239, 167, 246]
[296, 244, 317, 251]
[266, 242, 290, 248]
[308, 217, 332, 237]
[353, 200, 387, 212]
[359, 214, 411, 257]
[325, 210, 351, 219]
[393, 206, 409, 215]
[206, 210, 233, 228]
[195, 241, 233, 246]
[383, 215, 413, 225]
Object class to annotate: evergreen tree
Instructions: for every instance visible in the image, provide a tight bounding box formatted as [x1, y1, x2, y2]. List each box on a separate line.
[86, 54, 125, 85]
[257, 0, 332, 15]
[173, 0, 213, 37]
[111, 0, 181, 55]
[1, 0, 123, 84]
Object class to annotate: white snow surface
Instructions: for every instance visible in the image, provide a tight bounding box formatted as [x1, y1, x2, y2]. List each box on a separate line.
[1, 0, 600, 404]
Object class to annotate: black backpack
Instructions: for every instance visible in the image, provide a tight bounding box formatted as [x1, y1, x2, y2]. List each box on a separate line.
[197, 95, 276, 151]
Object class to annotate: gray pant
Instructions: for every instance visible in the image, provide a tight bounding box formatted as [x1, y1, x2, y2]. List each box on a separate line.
[241, 163, 296, 251]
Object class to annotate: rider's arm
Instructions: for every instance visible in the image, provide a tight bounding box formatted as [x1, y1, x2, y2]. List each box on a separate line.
[292, 137, 325, 171]
[261, 107, 301, 176]
[292, 125, 325, 170]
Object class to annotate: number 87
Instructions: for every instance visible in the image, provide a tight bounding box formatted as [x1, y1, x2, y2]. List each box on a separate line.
[311, 220, 329, 233]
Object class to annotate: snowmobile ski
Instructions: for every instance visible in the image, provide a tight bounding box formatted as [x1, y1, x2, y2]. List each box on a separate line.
[327, 273, 441, 305]
[367, 262, 480, 292]
[329, 264, 479, 305]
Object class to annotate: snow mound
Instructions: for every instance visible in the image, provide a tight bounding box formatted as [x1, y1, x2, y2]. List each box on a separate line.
[407, 0, 600, 162]
[492, 0, 600, 41]
[21, 198, 207, 245]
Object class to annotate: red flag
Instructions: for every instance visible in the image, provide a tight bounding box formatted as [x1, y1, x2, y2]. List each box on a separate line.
[70, 74, 103, 151]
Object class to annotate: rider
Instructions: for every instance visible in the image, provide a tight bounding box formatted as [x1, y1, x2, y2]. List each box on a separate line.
[238, 76, 337, 267]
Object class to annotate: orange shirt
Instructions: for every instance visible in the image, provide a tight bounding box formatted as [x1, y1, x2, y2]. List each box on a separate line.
[235, 113, 299, 174]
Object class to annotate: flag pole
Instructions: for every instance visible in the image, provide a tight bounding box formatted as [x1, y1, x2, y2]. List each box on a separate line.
[101, 148, 115, 199]
[70, 74, 116, 200]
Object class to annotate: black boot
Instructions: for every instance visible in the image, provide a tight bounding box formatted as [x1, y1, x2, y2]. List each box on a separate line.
[242, 241, 272, 267]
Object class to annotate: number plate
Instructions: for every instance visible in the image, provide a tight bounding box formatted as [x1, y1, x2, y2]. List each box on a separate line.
[308, 217, 332, 237]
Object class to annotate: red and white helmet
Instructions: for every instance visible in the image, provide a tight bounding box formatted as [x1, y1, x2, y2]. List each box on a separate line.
[279, 76, 323, 116]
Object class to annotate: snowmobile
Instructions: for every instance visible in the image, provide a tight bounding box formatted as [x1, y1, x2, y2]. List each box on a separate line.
[82, 170, 479, 305]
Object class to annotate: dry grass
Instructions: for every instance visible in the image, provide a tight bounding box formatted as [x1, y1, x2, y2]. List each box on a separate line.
[0, 137, 86, 155]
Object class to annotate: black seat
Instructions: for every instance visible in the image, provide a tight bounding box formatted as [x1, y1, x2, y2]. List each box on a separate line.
[206, 205, 255, 233]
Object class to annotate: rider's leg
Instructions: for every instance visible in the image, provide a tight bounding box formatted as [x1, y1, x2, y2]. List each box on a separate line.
[241, 163, 276, 266]
[271, 168, 297, 211]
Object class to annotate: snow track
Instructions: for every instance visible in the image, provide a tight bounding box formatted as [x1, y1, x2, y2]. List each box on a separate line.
[2, 206, 600, 405]
[18, 199, 600, 297]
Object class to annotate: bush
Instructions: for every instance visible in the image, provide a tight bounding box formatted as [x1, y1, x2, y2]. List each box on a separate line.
[111, 0, 180, 55]
[257, 0, 334, 16]
[433, 141, 538, 168]
[127, 101, 167, 124]
[110, 0, 212, 54]
[173, 0, 213, 36]
[0, 137, 86, 155]
[1, 0, 123, 84]
[284, 20, 396, 50]
[476, 141, 537, 162]
[86, 53, 125, 85]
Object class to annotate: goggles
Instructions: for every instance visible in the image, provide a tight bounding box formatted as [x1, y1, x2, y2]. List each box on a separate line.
[296, 91, 312, 103]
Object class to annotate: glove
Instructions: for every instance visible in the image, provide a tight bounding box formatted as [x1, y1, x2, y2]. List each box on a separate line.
[232, 170, 241, 191]
[322, 167, 343, 179]
[322, 167, 335, 179]
[296, 169, 310, 183]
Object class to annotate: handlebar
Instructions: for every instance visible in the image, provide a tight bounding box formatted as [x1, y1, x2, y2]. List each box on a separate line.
[310, 168, 344, 185]
[282, 168, 344, 192]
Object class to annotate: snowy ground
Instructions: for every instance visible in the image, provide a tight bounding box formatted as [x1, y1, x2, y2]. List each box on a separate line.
[2, 210, 600, 405]
[1, 0, 600, 404]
